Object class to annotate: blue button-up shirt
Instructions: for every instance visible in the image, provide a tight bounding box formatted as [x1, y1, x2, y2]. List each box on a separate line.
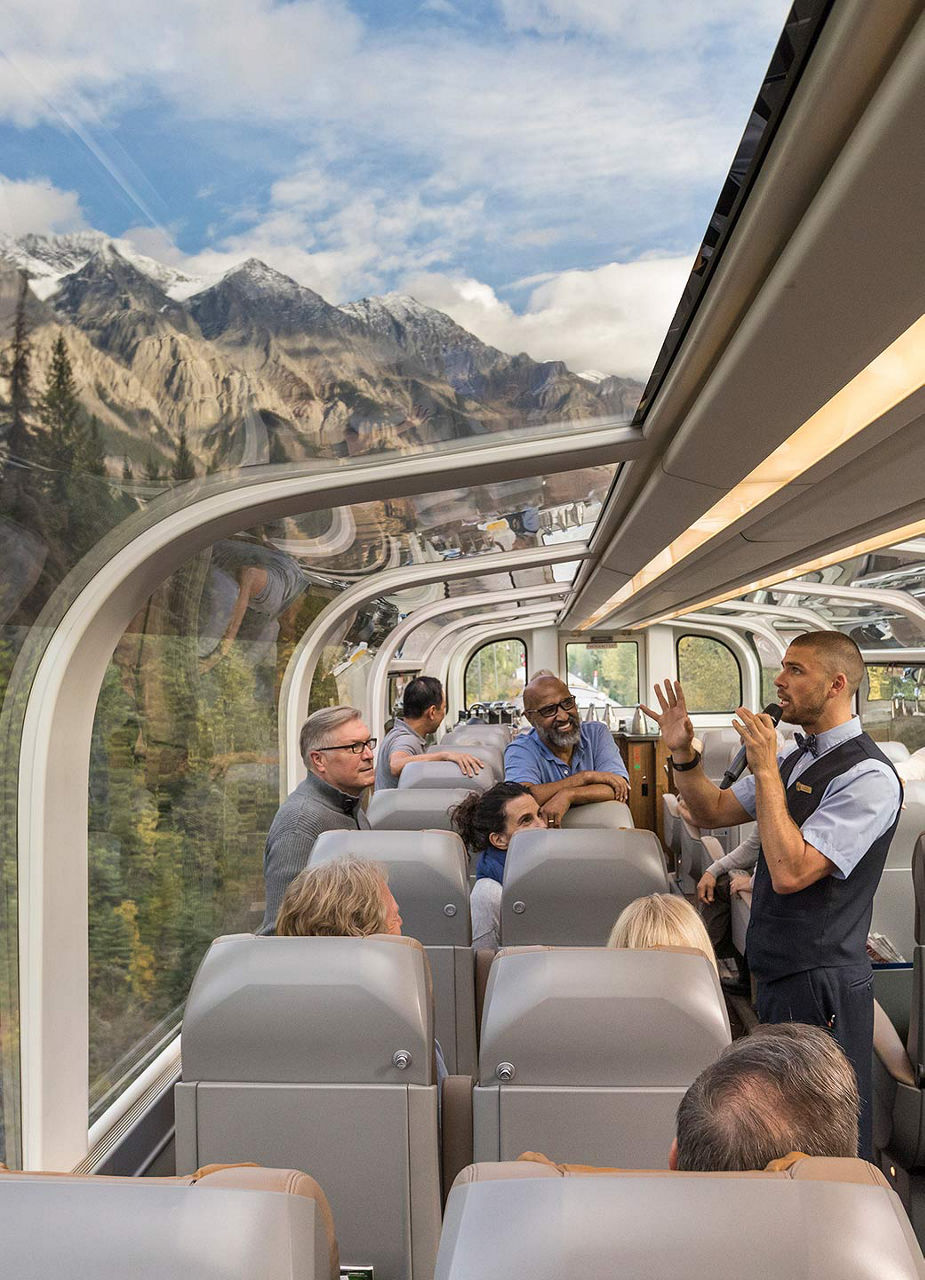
[504, 720, 629, 786]
[731, 717, 901, 879]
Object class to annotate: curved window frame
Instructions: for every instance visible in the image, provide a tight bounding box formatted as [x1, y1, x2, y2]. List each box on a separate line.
[675, 633, 743, 714]
[463, 636, 528, 710]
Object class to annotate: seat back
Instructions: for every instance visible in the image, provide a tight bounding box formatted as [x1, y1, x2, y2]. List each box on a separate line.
[368, 787, 474, 831]
[701, 728, 741, 783]
[473, 947, 730, 1169]
[677, 817, 703, 893]
[400, 759, 497, 790]
[0, 1165, 338, 1280]
[443, 726, 511, 748]
[662, 793, 682, 859]
[176, 934, 441, 1280]
[310, 829, 477, 1073]
[560, 801, 634, 829]
[872, 781, 925, 961]
[431, 741, 505, 777]
[500, 829, 669, 947]
[436, 1162, 922, 1280]
[880, 740, 912, 763]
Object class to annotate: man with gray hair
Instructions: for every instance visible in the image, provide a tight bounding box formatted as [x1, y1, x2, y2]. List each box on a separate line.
[258, 705, 375, 934]
[670, 1023, 859, 1171]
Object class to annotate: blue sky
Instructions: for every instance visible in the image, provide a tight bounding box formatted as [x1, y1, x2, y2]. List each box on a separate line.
[0, 0, 791, 377]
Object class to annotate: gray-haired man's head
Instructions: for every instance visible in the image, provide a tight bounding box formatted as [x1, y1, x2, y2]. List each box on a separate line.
[672, 1023, 859, 1171]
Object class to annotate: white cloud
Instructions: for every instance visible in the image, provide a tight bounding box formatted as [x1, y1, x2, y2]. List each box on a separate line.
[0, 174, 86, 236]
[399, 254, 694, 380]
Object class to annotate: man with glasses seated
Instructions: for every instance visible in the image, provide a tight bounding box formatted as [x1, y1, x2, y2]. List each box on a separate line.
[505, 673, 630, 826]
[258, 706, 376, 934]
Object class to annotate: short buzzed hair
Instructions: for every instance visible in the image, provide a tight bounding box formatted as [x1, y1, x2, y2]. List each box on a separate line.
[299, 705, 363, 767]
[675, 1023, 859, 1171]
[790, 631, 865, 696]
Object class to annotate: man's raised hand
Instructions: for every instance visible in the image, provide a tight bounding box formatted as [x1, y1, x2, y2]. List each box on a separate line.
[640, 680, 695, 755]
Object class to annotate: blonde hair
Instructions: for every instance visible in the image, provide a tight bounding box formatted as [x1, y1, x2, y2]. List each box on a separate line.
[607, 893, 719, 975]
[276, 858, 389, 937]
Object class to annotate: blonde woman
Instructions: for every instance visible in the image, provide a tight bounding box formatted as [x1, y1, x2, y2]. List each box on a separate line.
[607, 893, 719, 975]
[275, 857, 402, 938]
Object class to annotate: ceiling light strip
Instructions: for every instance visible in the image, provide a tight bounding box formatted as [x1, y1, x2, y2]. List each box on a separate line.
[633, 513, 925, 628]
[581, 313, 925, 629]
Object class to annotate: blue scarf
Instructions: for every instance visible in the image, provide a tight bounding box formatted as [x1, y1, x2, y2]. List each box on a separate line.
[475, 846, 506, 884]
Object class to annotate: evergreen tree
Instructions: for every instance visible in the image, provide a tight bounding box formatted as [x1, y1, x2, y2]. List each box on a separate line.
[171, 428, 195, 481]
[81, 414, 107, 477]
[145, 454, 161, 483]
[4, 272, 32, 459]
[38, 333, 82, 486]
[122, 456, 134, 483]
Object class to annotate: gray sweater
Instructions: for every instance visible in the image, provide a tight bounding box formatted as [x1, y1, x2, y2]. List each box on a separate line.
[258, 772, 370, 934]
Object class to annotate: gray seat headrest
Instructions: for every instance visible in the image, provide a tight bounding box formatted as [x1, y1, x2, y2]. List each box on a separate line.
[501, 829, 669, 946]
[182, 933, 434, 1085]
[478, 947, 730, 1086]
[560, 801, 634, 829]
[399, 760, 496, 791]
[0, 1180, 338, 1280]
[310, 829, 471, 945]
[436, 1174, 924, 1280]
[368, 788, 475, 831]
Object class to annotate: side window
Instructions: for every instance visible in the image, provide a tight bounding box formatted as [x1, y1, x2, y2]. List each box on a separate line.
[464, 638, 527, 708]
[565, 641, 639, 708]
[863, 664, 925, 753]
[676, 635, 742, 713]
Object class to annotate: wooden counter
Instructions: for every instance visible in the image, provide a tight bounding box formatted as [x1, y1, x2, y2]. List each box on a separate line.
[613, 732, 671, 843]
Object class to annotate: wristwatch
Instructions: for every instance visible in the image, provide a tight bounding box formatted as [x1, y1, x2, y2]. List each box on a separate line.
[669, 749, 701, 772]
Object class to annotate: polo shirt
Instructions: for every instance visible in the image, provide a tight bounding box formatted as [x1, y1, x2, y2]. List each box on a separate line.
[504, 720, 629, 786]
[375, 717, 427, 790]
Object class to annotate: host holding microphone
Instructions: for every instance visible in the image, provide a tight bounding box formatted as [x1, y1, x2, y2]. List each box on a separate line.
[642, 631, 901, 1158]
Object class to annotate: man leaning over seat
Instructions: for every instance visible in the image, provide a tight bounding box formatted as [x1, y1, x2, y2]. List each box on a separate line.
[504, 673, 630, 826]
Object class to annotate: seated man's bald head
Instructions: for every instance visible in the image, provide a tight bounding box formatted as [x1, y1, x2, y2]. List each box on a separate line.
[522, 673, 570, 712]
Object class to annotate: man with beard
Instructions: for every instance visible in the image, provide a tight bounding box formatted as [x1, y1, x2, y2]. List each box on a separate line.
[505, 673, 630, 825]
[642, 631, 901, 1158]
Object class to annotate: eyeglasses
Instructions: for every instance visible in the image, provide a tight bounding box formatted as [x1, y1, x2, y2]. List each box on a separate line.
[314, 738, 377, 755]
[531, 697, 578, 719]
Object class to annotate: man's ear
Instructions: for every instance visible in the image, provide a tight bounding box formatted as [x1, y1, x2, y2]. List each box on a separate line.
[668, 1138, 679, 1171]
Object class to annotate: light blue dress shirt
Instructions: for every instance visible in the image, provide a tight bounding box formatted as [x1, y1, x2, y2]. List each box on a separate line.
[730, 717, 901, 879]
[504, 720, 629, 786]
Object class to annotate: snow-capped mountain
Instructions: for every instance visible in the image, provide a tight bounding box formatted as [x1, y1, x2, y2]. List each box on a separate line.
[0, 231, 204, 302]
[0, 231, 643, 473]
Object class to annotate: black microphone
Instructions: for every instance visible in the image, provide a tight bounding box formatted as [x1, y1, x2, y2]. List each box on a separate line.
[718, 703, 783, 790]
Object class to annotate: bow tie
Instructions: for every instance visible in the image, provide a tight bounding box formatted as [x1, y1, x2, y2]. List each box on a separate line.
[794, 732, 819, 757]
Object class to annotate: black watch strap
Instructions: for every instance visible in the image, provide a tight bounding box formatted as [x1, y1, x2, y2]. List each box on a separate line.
[670, 749, 701, 772]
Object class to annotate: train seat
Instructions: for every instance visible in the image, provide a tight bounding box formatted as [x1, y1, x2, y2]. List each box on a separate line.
[873, 832, 925, 1210]
[472, 946, 730, 1168]
[872, 780, 925, 962]
[881, 741, 913, 763]
[559, 800, 634, 829]
[700, 728, 741, 784]
[436, 1158, 922, 1280]
[175, 933, 442, 1280]
[499, 828, 669, 947]
[399, 758, 497, 791]
[368, 787, 474, 831]
[0, 1164, 338, 1280]
[310, 828, 477, 1074]
[429, 741, 505, 777]
[662, 793, 682, 861]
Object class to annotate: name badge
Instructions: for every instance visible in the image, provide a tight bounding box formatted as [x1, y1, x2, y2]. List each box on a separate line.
[796, 781, 812, 794]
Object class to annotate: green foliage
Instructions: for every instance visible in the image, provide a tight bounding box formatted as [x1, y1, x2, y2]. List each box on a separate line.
[677, 635, 742, 713]
[465, 639, 526, 705]
[171, 427, 196, 481]
[567, 643, 639, 705]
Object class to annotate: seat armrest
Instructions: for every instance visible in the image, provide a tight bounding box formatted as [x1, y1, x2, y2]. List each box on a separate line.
[441, 1076, 474, 1207]
[874, 999, 916, 1087]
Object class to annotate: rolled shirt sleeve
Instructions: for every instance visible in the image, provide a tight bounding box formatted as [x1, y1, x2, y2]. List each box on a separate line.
[584, 720, 630, 780]
[504, 734, 544, 784]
